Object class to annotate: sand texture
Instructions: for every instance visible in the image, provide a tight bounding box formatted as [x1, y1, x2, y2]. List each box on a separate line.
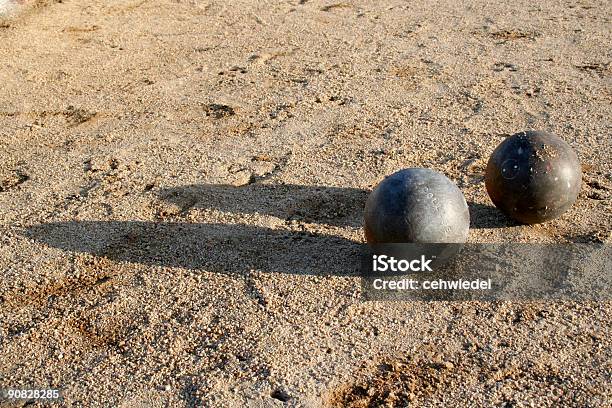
[0, 0, 611, 406]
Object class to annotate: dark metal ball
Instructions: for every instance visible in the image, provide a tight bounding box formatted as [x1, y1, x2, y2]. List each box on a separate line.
[364, 168, 470, 244]
[485, 130, 582, 224]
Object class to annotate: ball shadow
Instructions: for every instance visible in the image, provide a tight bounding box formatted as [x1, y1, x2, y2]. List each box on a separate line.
[25, 185, 510, 276]
[468, 201, 518, 229]
[157, 183, 369, 228]
[25, 221, 361, 276]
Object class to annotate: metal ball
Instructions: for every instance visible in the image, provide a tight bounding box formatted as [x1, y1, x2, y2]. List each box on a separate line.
[364, 168, 470, 244]
[485, 130, 582, 224]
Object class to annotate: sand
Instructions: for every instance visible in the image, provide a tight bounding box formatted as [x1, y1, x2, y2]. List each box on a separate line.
[0, 0, 610, 406]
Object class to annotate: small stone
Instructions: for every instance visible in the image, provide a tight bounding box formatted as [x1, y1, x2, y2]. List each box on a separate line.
[230, 169, 254, 186]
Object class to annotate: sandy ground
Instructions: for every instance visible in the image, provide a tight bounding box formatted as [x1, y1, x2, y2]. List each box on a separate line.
[0, 0, 611, 406]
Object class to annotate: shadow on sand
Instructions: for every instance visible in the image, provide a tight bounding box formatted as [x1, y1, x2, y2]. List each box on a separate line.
[467, 201, 517, 229]
[157, 184, 513, 230]
[25, 184, 511, 276]
[157, 183, 369, 228]
[26, 220, 361, 276]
